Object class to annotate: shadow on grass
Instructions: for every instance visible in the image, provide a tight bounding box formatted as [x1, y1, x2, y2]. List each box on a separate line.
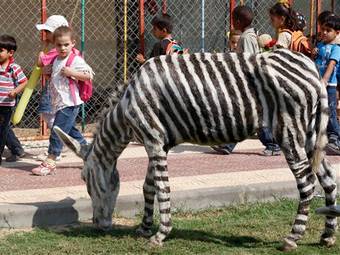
[52, 223, 278, 248]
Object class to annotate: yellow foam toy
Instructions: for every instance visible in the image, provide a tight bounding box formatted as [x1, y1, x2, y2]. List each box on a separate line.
[12, 65, 42, 125]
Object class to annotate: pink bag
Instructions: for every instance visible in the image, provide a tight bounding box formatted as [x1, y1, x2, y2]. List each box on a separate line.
[64, 53, 93, 103]
[41, 48, 92, 103]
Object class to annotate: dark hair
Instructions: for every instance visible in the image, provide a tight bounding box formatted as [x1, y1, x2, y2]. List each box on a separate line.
[269, 3, 297, 31]
[53, 26, 75, 41]
[0, 35, 17, 52]
[317, 11, 335, 25]
[233, 5, 254, 28]
[322, 15, 340, 31]
[151, 14, 173, 33]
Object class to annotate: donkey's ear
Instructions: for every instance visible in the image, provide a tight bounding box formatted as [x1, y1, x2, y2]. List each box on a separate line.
[53, 126, 89, 160]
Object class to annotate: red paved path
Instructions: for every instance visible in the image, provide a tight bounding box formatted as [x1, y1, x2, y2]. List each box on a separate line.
[1, 150, 340, 192]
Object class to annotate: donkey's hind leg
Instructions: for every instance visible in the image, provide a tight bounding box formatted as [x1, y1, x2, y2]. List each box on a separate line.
[280, 143, 316, 251]
[316, 159, 337, 247]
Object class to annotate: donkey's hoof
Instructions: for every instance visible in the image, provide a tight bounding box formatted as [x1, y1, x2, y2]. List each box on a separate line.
[320, 236, 336, 247]
[280, 238, 298, 252]
[149, 235, 163, 247]
[136, 226, 153, 238]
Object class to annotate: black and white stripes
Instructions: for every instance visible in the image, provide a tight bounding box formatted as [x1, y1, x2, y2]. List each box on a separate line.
[55, 49, 337, 250]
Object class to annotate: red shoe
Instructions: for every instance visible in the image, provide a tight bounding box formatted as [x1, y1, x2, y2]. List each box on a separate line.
[31, 160, 56, 176]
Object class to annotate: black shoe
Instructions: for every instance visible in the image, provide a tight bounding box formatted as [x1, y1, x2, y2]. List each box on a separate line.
[211, 145, 232, 155]
[5, 152, 25, 162]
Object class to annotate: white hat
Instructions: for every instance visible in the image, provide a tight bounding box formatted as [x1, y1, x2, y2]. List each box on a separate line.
[36, 15, 69, 32]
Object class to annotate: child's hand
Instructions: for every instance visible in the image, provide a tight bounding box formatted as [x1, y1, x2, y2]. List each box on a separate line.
[61, 66, 74, 78]
[8, 89, 17, 99]
[311, 48, 319, 58]
[136, 54, 146, 64]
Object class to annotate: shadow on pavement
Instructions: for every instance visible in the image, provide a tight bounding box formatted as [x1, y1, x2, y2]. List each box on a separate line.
[15, 197, 79, 227]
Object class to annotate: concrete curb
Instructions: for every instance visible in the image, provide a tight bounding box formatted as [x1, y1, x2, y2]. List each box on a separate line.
[1, 178, 339, 229]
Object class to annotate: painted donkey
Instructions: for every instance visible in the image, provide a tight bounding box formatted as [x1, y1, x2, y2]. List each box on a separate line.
[55, 49, 337, 251]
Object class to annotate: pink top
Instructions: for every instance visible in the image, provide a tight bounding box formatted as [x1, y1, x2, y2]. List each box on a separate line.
[40, 48, 81, 66]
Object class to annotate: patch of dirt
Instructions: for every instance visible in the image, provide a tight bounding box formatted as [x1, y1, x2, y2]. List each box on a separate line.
[0, 228, 33, 239]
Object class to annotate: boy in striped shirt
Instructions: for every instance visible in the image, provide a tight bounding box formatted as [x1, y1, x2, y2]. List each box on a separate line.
[0, 35, 27, 165]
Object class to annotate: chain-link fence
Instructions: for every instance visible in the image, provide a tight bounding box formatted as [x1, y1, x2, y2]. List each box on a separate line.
[0, 0, 339, 139]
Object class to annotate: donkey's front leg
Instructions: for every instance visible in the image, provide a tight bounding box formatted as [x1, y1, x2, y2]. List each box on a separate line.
[149, 155, 172, 246]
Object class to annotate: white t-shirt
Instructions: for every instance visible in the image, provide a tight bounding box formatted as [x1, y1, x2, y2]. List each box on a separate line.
[50, 54, 93, 113]
[275, 31, 292, 49]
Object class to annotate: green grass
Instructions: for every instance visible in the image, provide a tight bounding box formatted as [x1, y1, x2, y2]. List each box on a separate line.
[0, 199, 339, 255]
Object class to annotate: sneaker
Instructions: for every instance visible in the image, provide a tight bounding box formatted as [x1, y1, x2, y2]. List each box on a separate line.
[31, 159, 56, 176]
[262, 148, 281, 156]
[326, 143, 340, 155]
[34, 154, 61, 162]
[211, 145, 232, 155]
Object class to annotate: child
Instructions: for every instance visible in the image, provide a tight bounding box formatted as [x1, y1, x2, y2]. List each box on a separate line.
[232, 5, 260, 54]
[269, 1, 297, 49]
[31, 27, 93, 176]
[5, 126, 26, 162]
[315, 15, 340, 154]
[35, 15, 69, 128]
[0, 35, 28, 165]
[211, 6, 280, 156]
[227, 29, 242, 52]
[269, 2, 311, 56]
[318, 11, 335, 41]
[136, 14, 184, 64]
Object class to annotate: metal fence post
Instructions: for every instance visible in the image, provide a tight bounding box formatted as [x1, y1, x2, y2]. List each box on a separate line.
[162, 0, 167, 14]
[81, 0, 86, 132]
[316, 0, 322, 35]
[230, 0, 236, 33]
[40, 0, 48, 137]
[309, 0, 315, 40]
[123, 0, 128, 85]
[139, 0, 145, 56]
[201, 0, 205, 52]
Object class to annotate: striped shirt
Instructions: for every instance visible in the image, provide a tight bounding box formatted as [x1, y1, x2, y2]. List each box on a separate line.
[0, 62, 27, 107]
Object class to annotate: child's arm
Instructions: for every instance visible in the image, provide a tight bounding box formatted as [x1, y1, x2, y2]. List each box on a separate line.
[8, 80, 28, 99]
[37, 51, 53, 78]
[61, 67, 91, 81]
[37, 51, 44, 67]
[321, 60, 337, 86]
[136, 53, 146, 64]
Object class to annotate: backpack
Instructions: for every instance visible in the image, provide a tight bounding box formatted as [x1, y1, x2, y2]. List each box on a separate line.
[165, 39, 189, 55]
[281, 29, 311, 56]
[52, 51, 93, 104]
[8, 64, 19, 104]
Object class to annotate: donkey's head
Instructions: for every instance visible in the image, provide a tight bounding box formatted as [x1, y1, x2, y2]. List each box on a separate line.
[53, 126, 120, 231]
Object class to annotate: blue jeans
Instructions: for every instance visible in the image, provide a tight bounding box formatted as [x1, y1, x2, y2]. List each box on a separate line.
[48, 106, 86, 157]
[6, 126, 24, 156]
[0, 106, 13, 164]
[258, 127, 280, 151]
[221, 127, 280, 153]
[38, 82, 52, 113]
[327, 86, 340, 143]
